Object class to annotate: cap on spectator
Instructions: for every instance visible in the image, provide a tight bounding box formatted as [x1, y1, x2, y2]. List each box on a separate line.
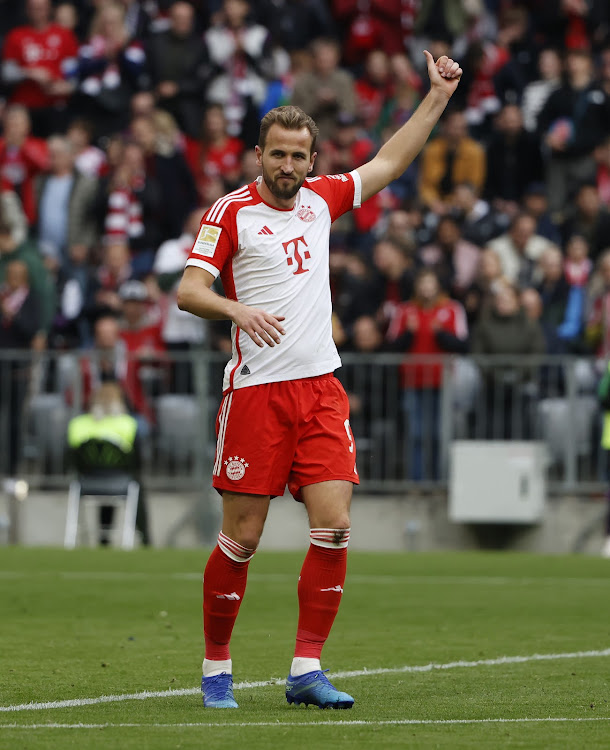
[119, 280, 148, 302]
[336, 112, 358, 127]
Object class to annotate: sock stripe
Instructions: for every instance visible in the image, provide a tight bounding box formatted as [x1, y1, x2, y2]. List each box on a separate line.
[310, 528, 350, 549]
[218, 532, 256, 562]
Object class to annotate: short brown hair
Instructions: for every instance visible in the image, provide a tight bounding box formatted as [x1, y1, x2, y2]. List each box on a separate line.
[90, 382, 127, 418]
[258, 106, 319, 155]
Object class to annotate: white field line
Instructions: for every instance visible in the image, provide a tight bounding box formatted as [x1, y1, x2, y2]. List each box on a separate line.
[2, 718, 610, 730]
[1, 571, 610, 587]
[1, 648, 609, 714]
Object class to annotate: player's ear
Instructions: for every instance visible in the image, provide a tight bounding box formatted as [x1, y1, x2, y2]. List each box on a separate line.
[255, 145, 263, 166]
[308, 151, 317, 173]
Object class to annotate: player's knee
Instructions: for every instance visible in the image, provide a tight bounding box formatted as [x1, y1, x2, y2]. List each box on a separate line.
[314, 514, 351, 532]
[229, 520, 263, 551]
[334, 517, 351, 534]
[235, 532, 261, 551]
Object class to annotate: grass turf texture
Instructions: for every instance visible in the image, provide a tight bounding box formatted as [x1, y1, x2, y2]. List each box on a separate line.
[1, 548, 610, 749]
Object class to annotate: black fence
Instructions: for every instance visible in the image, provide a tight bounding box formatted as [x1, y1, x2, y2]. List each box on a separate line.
[0, 350, 607, 493]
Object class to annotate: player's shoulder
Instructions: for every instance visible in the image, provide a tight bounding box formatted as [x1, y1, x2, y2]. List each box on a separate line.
[302, 173, 354, 200]
[203, 183, 257, 226]
[304, 173, 352, 189]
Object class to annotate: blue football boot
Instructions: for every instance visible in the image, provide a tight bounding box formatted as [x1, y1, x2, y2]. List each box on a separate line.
[201, 672, 238, 708]
[286, 669, 354, 709]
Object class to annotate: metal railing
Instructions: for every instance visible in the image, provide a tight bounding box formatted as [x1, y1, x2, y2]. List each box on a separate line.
[0, 349, 606, 493]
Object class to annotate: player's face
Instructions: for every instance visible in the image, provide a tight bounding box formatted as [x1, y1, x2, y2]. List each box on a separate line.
[256, 125, 316, 205]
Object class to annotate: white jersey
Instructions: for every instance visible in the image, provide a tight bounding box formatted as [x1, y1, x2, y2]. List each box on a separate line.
[154, 232, 207, 345]
[186, 171, 362, 391]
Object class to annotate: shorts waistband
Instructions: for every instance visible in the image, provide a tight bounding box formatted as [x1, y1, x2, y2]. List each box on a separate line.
[294, 373, 334, 383]
[222, 372, 334, 395]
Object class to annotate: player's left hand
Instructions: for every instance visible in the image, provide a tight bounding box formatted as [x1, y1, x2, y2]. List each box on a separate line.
[424, 50, 462, 98]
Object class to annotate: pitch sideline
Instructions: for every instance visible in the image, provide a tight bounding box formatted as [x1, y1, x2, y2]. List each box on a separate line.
[1, 647, 610, 714]
[2, 717, 610, 730]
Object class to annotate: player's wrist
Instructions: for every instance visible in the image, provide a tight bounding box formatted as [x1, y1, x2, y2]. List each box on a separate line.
[226, 298, 245, 324]
[428, 85, 452, 104]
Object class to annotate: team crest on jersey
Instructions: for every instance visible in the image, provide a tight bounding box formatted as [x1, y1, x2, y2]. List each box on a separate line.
[224, 456, 249, 481]
[194, 224, 221, 257]
[297, 205, 316, 222]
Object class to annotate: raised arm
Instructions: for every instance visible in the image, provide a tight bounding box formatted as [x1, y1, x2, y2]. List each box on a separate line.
[357, 51, 462, 203]
[177, 265, 286, 348]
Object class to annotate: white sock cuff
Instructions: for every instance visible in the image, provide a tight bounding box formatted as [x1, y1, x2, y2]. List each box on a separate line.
[218, 531, 256, 562]
[310, 527, 350, 549]
[290, 657, 321, 677]
[203, 658, 232, 677]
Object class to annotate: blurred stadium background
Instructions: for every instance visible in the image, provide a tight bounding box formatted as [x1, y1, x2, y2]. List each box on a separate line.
[1, 1, 610, 554]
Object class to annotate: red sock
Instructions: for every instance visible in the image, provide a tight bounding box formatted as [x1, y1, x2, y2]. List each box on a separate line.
[203, 532, 255, 661]
[295, 528, 350, 659]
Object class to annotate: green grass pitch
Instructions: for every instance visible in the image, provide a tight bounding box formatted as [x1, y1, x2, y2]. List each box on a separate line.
[1, 547, 610, 749]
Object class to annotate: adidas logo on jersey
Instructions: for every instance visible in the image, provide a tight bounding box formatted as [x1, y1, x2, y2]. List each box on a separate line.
[258, 225, 273, 235]
[240, 365, 251, 375]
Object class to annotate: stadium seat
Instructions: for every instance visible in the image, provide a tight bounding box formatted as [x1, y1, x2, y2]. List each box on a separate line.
[155, 394, 201, 469]
[535, 396, 598, 465]
[24, 393, 70, 472]
[450, 356, 482, 439]
[64, 438, 140, 549]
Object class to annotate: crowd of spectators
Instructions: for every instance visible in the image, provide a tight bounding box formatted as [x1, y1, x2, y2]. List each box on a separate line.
[2, 0, 610, 454]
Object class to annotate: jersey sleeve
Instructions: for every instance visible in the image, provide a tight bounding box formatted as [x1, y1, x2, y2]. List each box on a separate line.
[449, 301, 469, 340]
[185, 209, 237, 279]
[306, 170, 362, 222]
[2, 29, 21, 63]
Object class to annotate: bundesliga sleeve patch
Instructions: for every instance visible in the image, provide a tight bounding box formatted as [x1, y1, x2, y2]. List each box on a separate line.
[194, 224, 222, 257]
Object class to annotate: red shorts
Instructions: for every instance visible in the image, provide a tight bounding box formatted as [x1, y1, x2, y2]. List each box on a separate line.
[212, 374, 359, 500]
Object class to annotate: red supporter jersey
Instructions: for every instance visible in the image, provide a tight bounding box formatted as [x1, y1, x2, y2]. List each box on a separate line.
[387, 298, 468, 388]
[0, 137, 49, 224]
[355, 79, 388, 130]
[587, 293, 610, 358]
[185, 137, 245, 182]
[3, 24, 78, 108]
[119, 323, 165, 357]
[119, 323, 166, 422]
[185, 172, 362, 391]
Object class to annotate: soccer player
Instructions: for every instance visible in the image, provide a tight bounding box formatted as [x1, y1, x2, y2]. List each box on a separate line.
[177, 51, 462, 710]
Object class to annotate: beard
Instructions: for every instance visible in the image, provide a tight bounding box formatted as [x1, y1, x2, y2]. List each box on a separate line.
[262, 167, 305, 201]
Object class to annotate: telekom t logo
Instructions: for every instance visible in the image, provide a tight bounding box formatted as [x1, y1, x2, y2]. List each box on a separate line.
[282, 236, 310, 275]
